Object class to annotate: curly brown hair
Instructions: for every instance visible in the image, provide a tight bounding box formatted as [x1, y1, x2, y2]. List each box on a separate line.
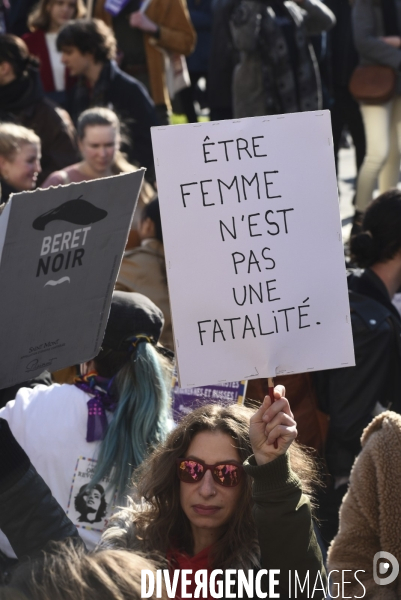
[132, 403, 318, 571]
[56, 19, 116, 62]
[4, 539, 166, 600]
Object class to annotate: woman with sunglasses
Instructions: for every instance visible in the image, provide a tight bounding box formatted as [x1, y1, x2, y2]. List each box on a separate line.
[0, 387, 325, 597]
[101, 388, 326, 598]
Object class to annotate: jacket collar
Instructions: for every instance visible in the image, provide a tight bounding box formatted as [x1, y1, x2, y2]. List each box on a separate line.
[96, 60, 118, 84]
[0, 68, 43, 114]
[0, 179, 18, 204]
[348, 268, 401, 323]
[108, 60, 119, 81]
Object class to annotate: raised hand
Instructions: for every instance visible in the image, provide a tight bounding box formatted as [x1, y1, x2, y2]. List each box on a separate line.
[249, 385, 297, 465]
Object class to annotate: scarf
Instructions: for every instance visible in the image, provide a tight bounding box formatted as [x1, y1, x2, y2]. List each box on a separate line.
[352, 268, 401, 323]
[167, 545, 213, 600]
[74, 372, 117, 442]
[0, 68, 42, 114]
[74, 336, 158, 442]
[72, 61, 112, 124]
[0, 179, 17, 204]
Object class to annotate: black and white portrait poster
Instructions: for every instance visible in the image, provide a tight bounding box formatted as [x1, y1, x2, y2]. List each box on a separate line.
[66, 456, 117, 533]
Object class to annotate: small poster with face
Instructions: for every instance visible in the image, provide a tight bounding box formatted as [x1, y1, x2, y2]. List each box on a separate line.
[152, 111, 355, 387]
[66, 456, 116, 533]
[0, 171, 144, 388]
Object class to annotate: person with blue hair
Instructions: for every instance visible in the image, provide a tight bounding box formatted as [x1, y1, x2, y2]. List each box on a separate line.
[0, 291, 173, 561]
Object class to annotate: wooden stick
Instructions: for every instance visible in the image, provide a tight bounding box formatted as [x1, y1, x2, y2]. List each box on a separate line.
[139, 0, 153, 14]
[86, 0, 94, 19]
[267, 377, 278, 449]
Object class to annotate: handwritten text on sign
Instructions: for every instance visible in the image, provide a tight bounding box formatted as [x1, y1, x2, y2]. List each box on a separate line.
[152, 112, 355, 387]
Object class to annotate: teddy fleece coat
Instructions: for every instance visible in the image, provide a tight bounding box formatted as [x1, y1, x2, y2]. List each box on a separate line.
[327, 411, 401, 599]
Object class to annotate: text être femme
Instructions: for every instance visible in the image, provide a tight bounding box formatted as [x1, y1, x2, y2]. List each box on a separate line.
[177, 134, 317, 347]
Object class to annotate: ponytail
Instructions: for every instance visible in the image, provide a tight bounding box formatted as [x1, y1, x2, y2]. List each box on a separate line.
[89, 343, 171, 501]
[350, 189, 401, 267]
[0, 35, 39, 79]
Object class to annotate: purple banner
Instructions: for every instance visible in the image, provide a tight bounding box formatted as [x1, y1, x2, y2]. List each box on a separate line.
[171, 375, 247, 421]
[104, 0, 130, 17]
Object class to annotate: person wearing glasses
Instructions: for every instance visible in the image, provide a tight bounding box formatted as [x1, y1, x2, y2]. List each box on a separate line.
[100, 390, 326, 598]
[0, 387, 325, 597]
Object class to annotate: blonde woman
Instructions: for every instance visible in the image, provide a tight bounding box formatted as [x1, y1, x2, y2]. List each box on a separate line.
[0, 123, 41, 204]
[42, 107, 154, 241]
[42, 107, 136, 186]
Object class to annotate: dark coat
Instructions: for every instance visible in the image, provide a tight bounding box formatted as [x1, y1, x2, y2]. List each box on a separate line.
[67, 60, 158, 182]
[186, 0, 213, 73]
[314, 269, 401, 479]
[0, 68, 78, 184]
[0, 180, 16, 205]
[208, 0, 239, 112]
[6, 0, 36, 35]
[326, 0, 359, 87]
[230, 0, 336, 117]
[0, 419, 81, 584]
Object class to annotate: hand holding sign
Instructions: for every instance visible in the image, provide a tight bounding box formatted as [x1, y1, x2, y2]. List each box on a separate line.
[249, 385, 297, 464]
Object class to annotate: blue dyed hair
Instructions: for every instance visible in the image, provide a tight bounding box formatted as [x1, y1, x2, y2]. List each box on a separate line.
[89, 342, 171, 501]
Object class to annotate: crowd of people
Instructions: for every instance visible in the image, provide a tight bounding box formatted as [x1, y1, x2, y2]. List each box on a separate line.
[0, 0, 401, 597]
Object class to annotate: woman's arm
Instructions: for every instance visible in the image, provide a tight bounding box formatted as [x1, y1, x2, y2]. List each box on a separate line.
[245, 455, 326, 599]
[247, 388, 326, 599]
[353, 0, 401, 69]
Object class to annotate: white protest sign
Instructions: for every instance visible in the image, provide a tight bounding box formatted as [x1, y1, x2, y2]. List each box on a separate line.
[152, 111, 355, 387]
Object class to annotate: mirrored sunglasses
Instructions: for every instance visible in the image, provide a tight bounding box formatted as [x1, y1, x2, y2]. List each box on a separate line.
[176, 458, 244, 487]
